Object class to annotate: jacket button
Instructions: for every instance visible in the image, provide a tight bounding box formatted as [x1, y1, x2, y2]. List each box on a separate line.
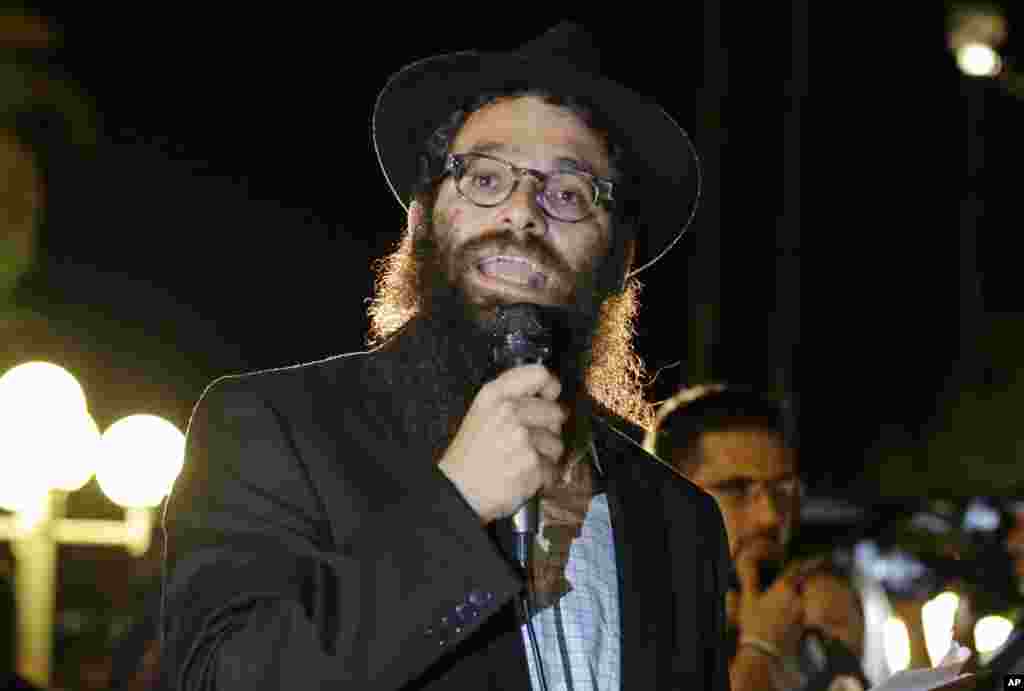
[469, 590, 494, 606]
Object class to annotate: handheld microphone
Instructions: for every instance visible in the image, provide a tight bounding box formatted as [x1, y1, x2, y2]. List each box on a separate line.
[489, 303, 555, 569]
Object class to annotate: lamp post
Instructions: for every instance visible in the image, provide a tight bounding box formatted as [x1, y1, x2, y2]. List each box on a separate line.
[945, 6, 1007, 387]
[0, 361, 184, 688]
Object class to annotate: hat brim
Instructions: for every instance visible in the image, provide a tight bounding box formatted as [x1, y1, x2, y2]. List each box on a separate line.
[372, 50, 701, 278]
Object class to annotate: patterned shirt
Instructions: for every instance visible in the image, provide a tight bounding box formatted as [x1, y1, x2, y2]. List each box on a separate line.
[521, 488, 621, 691]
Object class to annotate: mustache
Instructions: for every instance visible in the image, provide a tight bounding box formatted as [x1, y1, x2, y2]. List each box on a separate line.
[451, 229, 574, 280]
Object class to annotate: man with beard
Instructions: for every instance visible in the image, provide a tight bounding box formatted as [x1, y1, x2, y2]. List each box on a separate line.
[159, 21, 731, 691]
[643, 385, 822, 691]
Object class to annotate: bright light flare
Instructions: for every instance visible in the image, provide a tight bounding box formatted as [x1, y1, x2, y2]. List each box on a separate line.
[922, 591, 960, 667]
[0, 410, 100, 509]
[947, 7, 1008, 78]
[884, 616, 912, 673]
[974, 615, 1014, 654]
[0, 362, 87, 414]
[0, 362, 98, 508]
[96, 415, 185, 509]
[956, 42, 1003, 77]
[49, 412, 101, 492]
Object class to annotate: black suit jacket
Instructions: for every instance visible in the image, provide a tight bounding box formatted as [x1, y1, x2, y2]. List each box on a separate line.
[159, 349, 732, 690]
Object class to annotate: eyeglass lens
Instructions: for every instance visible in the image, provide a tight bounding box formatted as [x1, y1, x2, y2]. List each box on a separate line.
[457, 156, 595, 221]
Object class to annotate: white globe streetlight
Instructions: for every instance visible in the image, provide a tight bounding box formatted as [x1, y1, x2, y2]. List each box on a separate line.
[0, 361, 88, 414]
[0, 361, 100, 688]
[0, 362, 188, 687]
[956, 42, 1003, 77]
[50, 413, 102, 493]
[96, 414, 185, 509]
[947, 7, 1008, 79]
[0, 362, 98, 515]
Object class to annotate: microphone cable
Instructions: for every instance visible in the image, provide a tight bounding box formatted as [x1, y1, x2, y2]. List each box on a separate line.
[517, 545, 551, 691]
[515, 436, 602, 691]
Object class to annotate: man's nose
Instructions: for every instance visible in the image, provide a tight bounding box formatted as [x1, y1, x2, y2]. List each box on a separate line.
[498, 177, 547, 239]
[749, 490, 786, 530]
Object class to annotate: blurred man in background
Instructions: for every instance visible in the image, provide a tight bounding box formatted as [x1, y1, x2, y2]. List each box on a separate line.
[645, 384, 869, 691]
[799, 560, 870, 691]
[644, 384, 806, 689]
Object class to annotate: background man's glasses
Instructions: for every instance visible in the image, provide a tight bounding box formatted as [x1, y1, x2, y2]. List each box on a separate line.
[444, 152, 614, 223]
[707, 476, 805, 508]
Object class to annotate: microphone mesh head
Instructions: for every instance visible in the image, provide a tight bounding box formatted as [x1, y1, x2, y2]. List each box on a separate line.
[490, 304, 553, 369]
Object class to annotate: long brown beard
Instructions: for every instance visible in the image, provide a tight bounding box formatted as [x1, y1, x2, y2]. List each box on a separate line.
[367, 218, 595, 466]
[367, 211, 653, 609]
[366, 214, 653, 430]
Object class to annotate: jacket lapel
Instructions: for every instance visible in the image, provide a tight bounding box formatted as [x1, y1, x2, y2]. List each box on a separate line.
[599, 422, 675, 690]
[309, 358, 534, 691]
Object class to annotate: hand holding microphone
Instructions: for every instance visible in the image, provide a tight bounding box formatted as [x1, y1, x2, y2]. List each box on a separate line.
[438, 304, 566, 530]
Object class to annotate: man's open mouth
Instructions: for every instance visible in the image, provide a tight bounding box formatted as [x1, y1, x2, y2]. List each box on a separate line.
[476, 256, 548, 290]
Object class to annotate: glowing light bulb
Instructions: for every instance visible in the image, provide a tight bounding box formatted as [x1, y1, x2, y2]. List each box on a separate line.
[96, 414, 185, 508]
[0, 362, 97, 507]
[974, 615, 1014, 654]
[956, 42, 1003, 77]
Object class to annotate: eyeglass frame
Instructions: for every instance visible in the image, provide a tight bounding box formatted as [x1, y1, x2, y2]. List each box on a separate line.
[442, 152, 615, 223]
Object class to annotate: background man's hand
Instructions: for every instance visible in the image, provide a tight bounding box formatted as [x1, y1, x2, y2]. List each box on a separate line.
[737, 557, 825, 658]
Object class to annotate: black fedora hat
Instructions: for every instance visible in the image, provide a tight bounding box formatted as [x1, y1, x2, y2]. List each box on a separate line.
[372, 21, 702, 279]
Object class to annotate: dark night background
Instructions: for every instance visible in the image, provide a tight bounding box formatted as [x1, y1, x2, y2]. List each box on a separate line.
[10, 5, 1022, 496]
[2, 3, 1024, 684]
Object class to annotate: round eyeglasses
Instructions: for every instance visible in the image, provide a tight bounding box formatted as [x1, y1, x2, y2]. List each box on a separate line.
[443, 152, 615, 223]
[706, 476, 805, 509]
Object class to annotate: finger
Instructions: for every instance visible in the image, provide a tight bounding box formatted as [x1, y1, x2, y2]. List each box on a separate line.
[530, 428, 565, 464]
[536, 371, 562, 402]
[486, 364, 561, 402]
[735, 554, 761, 598]
[515, 398, 568, 434]
[407, 200, 426, 235]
